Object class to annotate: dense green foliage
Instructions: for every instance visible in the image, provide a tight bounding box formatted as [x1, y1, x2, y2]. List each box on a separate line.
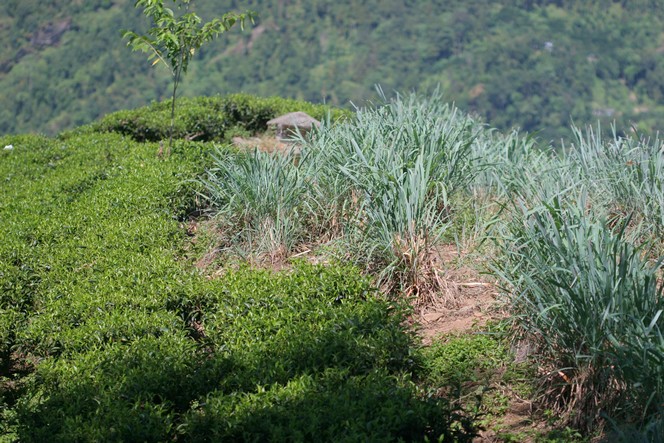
[79, 93, 350, 142]
[202, 91, 664, 438]
[2, 0, 664, 141]
[0, 97, 479, 441]
[0, 0, 162, 135]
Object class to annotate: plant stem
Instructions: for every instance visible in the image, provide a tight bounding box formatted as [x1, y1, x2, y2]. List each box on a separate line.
[168, 47, 184, 153]
[169, 68, 180, 153]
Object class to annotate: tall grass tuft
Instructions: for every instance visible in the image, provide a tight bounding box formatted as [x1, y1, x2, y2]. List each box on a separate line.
[566, 125, 664, 242]
[200, 148, 313, 262]
[302, 90, 480, 302]
[492, 193, 664, 431]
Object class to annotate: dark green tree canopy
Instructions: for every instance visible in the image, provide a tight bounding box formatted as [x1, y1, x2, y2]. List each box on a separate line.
[1, 0, 663, 142]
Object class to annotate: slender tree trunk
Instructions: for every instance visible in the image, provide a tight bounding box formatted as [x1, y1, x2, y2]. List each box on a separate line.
[168, 47, 185, 155]
[168, 67, 181, 154]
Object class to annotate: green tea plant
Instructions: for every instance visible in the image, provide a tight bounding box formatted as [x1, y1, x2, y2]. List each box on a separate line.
[0, 133, 216, 439]
[123, 0, 254, 150]
[423, 332, 509, 388]
[81, 94, 348, 143]
[179, 263, 480, 442]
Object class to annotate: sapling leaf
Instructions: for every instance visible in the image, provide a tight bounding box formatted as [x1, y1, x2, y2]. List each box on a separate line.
[124, 0, 254, 152]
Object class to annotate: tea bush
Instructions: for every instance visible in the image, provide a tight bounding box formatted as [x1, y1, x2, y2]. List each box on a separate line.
[184, 368, 469, 443]
[423, 332, 509, 388]
[83, 94, 351, 143]
[0, 130, 479, 441]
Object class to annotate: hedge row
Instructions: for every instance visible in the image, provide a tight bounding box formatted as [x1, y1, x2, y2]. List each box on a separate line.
[67, 94, 352, 143]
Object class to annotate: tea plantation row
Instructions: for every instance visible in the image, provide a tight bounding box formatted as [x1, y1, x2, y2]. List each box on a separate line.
[0, 123, 476, 440]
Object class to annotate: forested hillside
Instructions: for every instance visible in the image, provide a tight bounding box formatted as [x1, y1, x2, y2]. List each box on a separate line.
[2, 0, 664, 141]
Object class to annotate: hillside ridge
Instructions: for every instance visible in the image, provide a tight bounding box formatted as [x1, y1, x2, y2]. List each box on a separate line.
[1, 0, 663, 142]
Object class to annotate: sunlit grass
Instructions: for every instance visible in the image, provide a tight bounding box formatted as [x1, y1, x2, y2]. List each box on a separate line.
[491, 191, 664, 432]
[196, 90, 664, 438]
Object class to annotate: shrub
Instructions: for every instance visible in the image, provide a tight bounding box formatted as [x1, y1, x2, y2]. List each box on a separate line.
[423, 333, 509, 388]
[87, 97, 226, 142]
[12, 263, 480, 442]
[183, 368, 478, 443]
[492, 194, 664, 431]
[88, 94, 351, 142]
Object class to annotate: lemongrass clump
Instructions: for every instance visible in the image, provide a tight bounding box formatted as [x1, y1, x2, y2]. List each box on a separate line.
[200, 147, 314, 262]
[301, 90, 481, 303]
[492, 192, 664, 431]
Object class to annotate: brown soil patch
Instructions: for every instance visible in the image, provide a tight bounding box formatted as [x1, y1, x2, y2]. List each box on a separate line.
[419, 297, 493, 345]
[476, 403, 546, 443]
[416, 245, 501, 345]
[469, 83, 486, 99]
[413, 246, 554, 442]
[232, 135, 298, 155]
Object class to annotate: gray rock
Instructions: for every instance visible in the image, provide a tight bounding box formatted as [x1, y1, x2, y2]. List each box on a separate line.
[267, 112, 320, 141]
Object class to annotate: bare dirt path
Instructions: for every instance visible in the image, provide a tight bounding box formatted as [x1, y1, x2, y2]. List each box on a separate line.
[414, 245, 499, 344]
[413, 246, 548, 443]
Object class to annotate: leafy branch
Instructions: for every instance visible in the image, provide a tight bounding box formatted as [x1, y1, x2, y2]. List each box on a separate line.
[123, 0, 255, 153]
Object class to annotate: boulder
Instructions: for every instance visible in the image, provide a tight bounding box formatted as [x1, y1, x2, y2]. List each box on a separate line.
[267, 112, 320, 141]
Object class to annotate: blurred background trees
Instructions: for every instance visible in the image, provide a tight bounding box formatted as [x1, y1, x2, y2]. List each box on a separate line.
[1, 0, 663, 143]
